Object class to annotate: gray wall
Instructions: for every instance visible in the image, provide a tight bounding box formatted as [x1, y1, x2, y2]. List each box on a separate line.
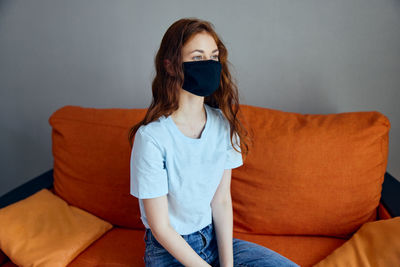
[1, 0, 399, 196]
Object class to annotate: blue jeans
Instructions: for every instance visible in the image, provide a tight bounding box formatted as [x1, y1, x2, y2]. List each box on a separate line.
[143, 222, 300, 267]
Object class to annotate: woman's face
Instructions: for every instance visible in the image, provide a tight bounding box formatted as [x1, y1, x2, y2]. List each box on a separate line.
[181, 31, 219, 63]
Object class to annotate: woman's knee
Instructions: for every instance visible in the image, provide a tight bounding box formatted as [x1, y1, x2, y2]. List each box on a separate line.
[232, 238, 300, 267]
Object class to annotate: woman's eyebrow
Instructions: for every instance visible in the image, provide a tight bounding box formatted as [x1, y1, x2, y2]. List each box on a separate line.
[190, 49, 219, 54]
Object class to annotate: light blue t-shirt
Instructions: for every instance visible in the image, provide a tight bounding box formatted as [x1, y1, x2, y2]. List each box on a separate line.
[130, 103, 243, 235]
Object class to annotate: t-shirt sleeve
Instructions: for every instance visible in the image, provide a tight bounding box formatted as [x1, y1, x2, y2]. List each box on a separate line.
[224, 130, 243, 170]
[130, 128, 168, 199]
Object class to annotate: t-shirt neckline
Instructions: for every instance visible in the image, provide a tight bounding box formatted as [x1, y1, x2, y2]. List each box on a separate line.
[165, 103, 210, 143]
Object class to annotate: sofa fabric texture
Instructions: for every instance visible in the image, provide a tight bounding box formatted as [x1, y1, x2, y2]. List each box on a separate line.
[232, 106, 390, 239]
[0, 104, 391, 267]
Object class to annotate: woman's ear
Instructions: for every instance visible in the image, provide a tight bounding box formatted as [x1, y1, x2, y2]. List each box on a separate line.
[163, 59, 175, 77]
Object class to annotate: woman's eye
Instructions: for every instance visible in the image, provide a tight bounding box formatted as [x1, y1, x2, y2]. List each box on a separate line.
[192, 55, 219, 60]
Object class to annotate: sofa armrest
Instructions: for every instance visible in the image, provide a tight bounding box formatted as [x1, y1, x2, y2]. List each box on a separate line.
[380, 171, 400, 218]
[0, 169, 54, 209]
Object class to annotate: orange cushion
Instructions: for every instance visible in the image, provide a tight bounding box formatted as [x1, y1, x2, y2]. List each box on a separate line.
[49, 106, 145, 229]
[232, 105, 390, 239]
[314, 217, 400, 266]
[0, 189, 113, 267]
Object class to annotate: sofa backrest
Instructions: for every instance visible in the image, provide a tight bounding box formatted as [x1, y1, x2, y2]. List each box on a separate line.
[49, 105, 144, 229]
[232, 104, 390, 239]
[48, 104, 390, 238]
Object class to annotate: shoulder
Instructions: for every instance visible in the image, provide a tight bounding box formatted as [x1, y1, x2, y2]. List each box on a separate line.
[137, 116, 167, 147]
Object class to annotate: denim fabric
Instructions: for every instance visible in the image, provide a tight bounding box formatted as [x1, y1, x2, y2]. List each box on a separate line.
[143, 222, 300, 267]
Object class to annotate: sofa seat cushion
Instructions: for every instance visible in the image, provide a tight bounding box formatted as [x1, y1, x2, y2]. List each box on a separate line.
[233, 231, 349, 267]
[67, 227, 146, 266]
[0, 227, 367, 267]
[69, 228, 349, 267]
[232, 105, 390, 239]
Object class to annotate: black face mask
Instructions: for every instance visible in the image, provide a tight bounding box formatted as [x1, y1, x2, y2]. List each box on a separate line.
[181, 60, 222, 97]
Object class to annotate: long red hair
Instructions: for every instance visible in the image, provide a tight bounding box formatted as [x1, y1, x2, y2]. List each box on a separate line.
[128, 17, 252, 160]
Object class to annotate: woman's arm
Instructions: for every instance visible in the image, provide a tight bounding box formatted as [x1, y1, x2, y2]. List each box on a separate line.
[143, 195, 211, 267]
[210, 169, 234, 267]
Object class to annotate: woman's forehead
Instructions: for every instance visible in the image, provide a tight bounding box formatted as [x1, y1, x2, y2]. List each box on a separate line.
[183, 32, 218, 53]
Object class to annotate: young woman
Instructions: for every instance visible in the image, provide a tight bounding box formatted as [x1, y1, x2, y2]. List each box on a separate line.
[128, 17, 299, 267]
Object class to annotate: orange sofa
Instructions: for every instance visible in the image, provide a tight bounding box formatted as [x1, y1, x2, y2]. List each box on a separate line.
[0, 104, 398, 267]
